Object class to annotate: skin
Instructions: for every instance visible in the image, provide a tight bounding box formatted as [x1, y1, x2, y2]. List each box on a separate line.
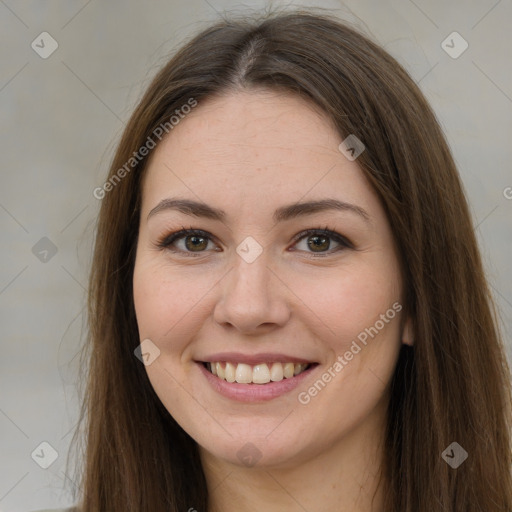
[133, 89, 413, 512]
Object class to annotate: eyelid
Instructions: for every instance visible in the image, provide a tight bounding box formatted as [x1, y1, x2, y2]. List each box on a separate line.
[291, 227, 353, 250]
[157, 227, 219, 255]
[156, 226, 353, 256]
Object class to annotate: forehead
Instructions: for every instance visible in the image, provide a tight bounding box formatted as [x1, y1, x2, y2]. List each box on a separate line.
[150, 89, 340, 165]
[141, 90, 377, 219]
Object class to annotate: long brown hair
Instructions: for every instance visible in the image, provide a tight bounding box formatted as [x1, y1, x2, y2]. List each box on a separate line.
[68, 9, 512, 511]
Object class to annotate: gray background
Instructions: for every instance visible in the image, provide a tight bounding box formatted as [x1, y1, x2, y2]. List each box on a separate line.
[1, 0, 511, 510]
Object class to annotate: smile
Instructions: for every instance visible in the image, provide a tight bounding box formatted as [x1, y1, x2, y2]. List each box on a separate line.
[196, 351, 320, 402]
[203, 361, 311, 384]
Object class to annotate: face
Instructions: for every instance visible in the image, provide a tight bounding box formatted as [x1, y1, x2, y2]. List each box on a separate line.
[133, 89, 410, 470]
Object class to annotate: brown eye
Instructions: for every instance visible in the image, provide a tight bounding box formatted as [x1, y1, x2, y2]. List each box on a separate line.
[307, 234, 331, 252]
[158, 229, 217, 256]
[158, 227, 351, 258]
[184, 234, 209, 252]
[292, 228, 352, 256]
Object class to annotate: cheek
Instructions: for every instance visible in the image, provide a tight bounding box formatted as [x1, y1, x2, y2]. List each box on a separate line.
[133, 262, 174, 339]
[293, 267, 402, 443]
[289, 258, 402, 343]
[132, 258, 205, 411]
[132, 255, 218, 352]
[289, 257, 404, 416]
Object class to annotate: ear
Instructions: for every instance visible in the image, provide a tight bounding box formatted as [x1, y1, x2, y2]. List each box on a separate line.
[402, 316, 414, 346]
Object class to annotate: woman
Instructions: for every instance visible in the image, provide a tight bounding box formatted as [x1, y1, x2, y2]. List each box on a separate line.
[39, 9, 512, 512]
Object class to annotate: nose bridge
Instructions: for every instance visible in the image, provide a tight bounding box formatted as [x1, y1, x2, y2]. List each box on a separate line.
[213, 244, 290, 331]
[232, 248, 271, 295]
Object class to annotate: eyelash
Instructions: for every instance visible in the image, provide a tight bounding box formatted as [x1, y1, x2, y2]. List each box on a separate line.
[156, 225, 353, 258]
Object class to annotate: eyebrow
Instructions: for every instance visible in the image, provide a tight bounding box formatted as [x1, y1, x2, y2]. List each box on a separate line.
[147, 198, 370, 223]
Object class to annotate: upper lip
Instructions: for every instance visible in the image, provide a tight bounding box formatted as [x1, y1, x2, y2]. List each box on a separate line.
[196, 352, 316, 365]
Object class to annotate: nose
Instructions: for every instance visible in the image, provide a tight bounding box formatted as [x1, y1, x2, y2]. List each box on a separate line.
[213, 250, 291, 333]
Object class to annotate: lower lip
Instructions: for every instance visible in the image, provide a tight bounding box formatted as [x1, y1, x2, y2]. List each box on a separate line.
[196, 362, 318, 402]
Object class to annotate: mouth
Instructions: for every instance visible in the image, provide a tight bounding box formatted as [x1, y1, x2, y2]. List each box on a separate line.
[195, 353, 320, 402]
[200, 361, 318, 384]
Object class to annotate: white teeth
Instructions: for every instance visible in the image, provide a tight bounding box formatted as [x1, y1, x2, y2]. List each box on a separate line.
[252, 364, 271, 384]
[235, 363, 253, 384]
[216, 362, 225, 379]
[206, 361, 310, 384]
[270, 362, 284, 382]
[225, 362, 236, 382]
[283, 362, 295, 379]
